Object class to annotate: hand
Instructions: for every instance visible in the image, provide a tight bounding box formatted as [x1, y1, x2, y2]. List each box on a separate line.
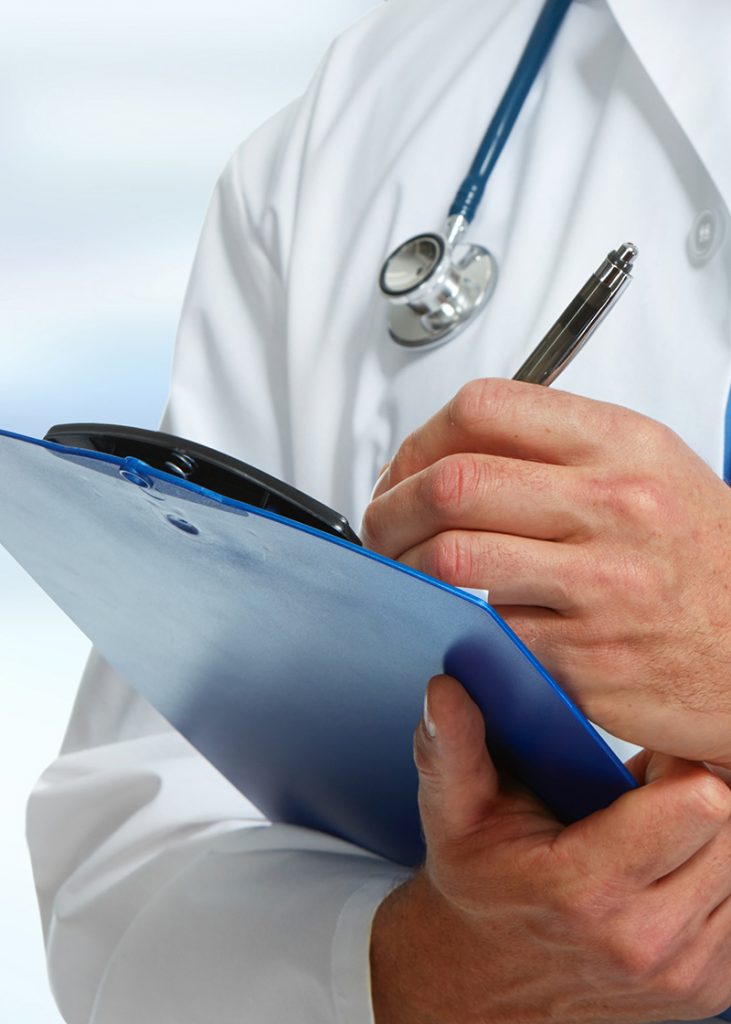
[370, 676, 731, 1024]
[361, 378, 731, 767]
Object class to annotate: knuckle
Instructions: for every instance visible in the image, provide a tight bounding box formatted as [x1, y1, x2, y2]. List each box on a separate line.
[654, 961, 713, 1012]
[422, 455, 481, 516]
[421, 532, 473, 586]
[546, 553, 580, 611]
[449, 378, 511, 434]
[632, 414, 677, 458]
[622, 478, 669, 526]
[583, 545, 671, 609]
[577, 547, 623, 601]
[605, 924, 670, 980]
[586, 471, 671, 529]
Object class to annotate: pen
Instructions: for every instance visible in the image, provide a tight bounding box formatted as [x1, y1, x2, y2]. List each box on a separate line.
[513, 242, 638, 386]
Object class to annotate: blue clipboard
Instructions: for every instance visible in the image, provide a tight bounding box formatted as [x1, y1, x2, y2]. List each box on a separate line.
[0, 427, 636, 866]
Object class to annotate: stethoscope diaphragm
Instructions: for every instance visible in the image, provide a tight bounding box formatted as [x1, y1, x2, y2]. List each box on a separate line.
[379, 229, 497, 349]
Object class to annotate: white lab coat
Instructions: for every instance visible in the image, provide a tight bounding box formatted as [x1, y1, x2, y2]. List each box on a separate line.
[27, 1, 731, 1021]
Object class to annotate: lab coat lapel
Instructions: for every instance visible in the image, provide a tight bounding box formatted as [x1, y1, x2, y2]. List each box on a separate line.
[606, 0, 731, 212]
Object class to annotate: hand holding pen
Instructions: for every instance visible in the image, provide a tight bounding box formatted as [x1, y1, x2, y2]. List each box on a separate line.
[363, 231, 731, 767]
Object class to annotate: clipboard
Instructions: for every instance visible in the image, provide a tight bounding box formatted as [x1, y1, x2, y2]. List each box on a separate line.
[0, 425, 636, 867]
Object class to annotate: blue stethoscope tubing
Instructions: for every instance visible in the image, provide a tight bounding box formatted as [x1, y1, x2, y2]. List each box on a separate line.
[380, 0, 574, 348]
[450, 0, 573, 225]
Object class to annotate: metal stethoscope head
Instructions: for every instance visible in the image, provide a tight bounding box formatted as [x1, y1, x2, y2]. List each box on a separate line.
[379, 215, 498, 350]
[378, 0, 573, 350]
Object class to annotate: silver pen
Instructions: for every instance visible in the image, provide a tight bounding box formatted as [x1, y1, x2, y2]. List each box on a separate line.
[513, 242, 638, 386]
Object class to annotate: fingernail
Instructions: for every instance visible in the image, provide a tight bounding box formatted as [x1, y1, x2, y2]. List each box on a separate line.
[423, 688, 437, 739]
[370, 463, 391, 502]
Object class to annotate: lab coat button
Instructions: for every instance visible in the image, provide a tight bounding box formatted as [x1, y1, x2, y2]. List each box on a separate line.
[687, 209, 725, 267]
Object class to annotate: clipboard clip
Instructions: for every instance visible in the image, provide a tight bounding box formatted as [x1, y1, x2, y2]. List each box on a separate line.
[44, 423, 362, 546]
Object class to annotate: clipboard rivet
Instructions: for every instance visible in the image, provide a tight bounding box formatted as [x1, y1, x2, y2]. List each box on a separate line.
[119, 467, 153, 489]
[165, 514, 199, 536]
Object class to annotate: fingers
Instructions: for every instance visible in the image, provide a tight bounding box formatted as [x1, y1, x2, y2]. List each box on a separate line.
[559, 758, 731, 888]
[362, 452, 583, 557]
[659, 821, 731, 925]
[414, 675, 500, 847]
[398, 531, 575, 610]
[623, 754, 731, 923]
[373, 379, 619, 499]
[362, 449, 583, 612]
[632, 754, 731, 913]
[414, 675, 559, 862]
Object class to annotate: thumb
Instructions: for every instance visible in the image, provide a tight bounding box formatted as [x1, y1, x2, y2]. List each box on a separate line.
[414, 675, 500, 848]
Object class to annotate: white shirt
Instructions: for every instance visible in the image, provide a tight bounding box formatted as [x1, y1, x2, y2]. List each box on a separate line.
[27, 1, 731, 1021]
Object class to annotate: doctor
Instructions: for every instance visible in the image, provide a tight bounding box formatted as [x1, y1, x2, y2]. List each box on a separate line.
[27, 1, 731, 1022]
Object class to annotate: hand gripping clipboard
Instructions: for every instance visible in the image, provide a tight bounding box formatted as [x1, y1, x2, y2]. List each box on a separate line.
[0, 424, 636, 867]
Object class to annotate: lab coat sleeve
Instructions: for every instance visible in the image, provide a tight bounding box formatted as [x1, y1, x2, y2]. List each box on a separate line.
[26, 112, 411, 1024]
[28, 655, 408, 1024]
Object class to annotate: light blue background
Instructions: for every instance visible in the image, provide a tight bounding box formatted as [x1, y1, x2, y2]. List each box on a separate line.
[0, 3, 377, 1019]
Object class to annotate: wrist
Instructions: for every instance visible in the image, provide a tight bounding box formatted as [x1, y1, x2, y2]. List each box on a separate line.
[369, 870, 481, 1024]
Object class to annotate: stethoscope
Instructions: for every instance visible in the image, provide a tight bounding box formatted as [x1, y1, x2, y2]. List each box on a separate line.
[379, 0, 573, 349]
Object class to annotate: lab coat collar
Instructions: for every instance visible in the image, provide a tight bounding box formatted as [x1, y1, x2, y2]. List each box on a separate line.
[606, 0, 731, 211]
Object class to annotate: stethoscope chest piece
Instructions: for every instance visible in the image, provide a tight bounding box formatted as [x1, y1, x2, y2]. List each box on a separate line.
[379, 231, 497, 350]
